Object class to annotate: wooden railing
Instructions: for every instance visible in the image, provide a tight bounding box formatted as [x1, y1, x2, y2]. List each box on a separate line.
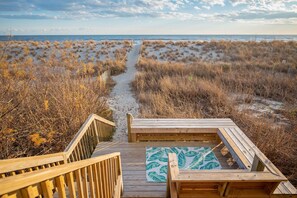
[166, 153, 287, 198]
[0, 114, 115, 178]
[0, 152, 122, 198]
[0, 152, 66, 178]
[64, 114, 115, 163]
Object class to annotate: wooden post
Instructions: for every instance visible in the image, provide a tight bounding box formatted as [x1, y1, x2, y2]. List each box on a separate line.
[251, 154, 265, 171]
[93, 121, 99, 144]
[55, 175, 66, 198]
[127, 113, 133, 142]
[167, 153, 179, 198]
[117, 156, 123, 195]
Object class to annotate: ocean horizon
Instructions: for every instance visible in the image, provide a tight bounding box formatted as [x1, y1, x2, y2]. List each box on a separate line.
[1, 34, 297, 42]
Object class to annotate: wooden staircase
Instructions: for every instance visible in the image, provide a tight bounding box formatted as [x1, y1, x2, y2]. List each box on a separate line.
[0, 114, 122, 198]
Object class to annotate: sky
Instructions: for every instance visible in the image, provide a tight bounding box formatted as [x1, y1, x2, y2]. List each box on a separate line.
[0, 0, 297, 35]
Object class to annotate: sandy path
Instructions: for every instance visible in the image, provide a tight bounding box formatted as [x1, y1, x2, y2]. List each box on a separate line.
[108, 43, 141, 141]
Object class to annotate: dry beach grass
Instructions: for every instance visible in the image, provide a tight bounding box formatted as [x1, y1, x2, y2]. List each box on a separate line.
[133, 40, 297, 186]
[0, 40, 132, 158]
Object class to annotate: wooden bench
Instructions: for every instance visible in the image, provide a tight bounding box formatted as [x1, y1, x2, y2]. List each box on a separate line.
[167, 153, 287, 198]
[218, 127, 297, 197]
[127, 114, 296, 197]
[127, 113, 236, 142]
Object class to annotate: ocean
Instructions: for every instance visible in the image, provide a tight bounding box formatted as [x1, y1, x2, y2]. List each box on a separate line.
[0, 35, 297, 41]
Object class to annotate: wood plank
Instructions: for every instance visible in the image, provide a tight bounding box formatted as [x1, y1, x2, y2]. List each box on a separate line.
[55, 176, 66, 198]
[92, 141, 238, 198]
[0, 153, 120, 195]
[229, 128, 295, 195]
[227, 128, 254, 163]
[65, 172, 76, 198]
[74, 169, 85, 198]
[218, 128, 251, 169]
[122, 191, 166, 198]
[175, 172, 286, 182]
[64, 114, 115, 158]
[124, 185, 166, 192]
[136, 133, 218, 142]
[0, 153, 65, 174]
[232, 127, 285, 177]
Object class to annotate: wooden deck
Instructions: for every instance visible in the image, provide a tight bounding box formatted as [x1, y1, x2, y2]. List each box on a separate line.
[92, 141, 239, 198]
[1, 115, 296, 198]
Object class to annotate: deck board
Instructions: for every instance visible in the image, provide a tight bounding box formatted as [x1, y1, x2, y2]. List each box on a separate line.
[92, 141, 238, 198]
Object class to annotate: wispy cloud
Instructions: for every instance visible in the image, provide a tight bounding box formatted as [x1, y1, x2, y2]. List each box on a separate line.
[0, 0, 296, 25]
[0, 14, 55, 20]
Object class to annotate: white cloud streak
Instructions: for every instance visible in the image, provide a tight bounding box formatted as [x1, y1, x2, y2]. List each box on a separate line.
[0, 0, 296, 25]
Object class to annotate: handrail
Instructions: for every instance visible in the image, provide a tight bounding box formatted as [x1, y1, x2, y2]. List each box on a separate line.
[0, 152, 66, 177]
[64, 113, 115, 162]
[0, 152, 123, 198]
[0, 114, 115, 177]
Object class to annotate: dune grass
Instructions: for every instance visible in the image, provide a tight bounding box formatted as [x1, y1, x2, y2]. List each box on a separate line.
[133, 41, 297, 186]
[0, 40, 132, 158]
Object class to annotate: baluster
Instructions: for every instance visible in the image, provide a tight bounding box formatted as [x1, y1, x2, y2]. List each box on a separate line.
[74, 169, 85, 198]
[66, 172, 76, 198]
[81, 167, 89, 198]
[92, 164, 101, 198]
[41, 180, 53, 198]
[87, 165, 95, 198]
[96, 162, 104, 198]
[55, 175, 66, 198]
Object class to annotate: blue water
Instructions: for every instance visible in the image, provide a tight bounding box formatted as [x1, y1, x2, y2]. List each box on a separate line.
[0, 35, 297, 41]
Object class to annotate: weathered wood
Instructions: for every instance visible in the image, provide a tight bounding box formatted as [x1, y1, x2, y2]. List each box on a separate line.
[130, 117, 237, 143]
[40, 180, 53, 198]
[74, 169, 84, 198]
[55, 175, 66, 198]
[1, 115, 296, 198]
[93, 141, 236, 198]
[127, 113, 134, 142]
[81, 167, 89, 198]
[87, 165, 95, 198]
[218, 128, 251, 169]
[65, 114, 115, 160]
[66, 172, 76, 198]
[136, 133, 218, 142]
[0, 152, 65, 175]
[0, 153, 121, 195]
[0, 114, 115, 179]
[251, 154, 265, 171]
[220, 127, 296, 196]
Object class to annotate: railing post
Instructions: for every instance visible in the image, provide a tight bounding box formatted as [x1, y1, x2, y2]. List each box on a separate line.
[251, 154, 265, 171]
[167, 153, 179, 198]
[127, 113, 133, 142]
[63, 153, 67, 164]
[93, 120, 100, 144]
[118, 155, 123, 195]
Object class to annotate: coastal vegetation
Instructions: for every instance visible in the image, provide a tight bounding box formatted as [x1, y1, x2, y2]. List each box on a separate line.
[133, 40, 297, 185]
[0, 40, 131, 159]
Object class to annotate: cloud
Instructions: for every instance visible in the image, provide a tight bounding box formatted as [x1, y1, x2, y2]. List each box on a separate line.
[230, 0, 247, 6]
[159, 12, 193, 20]
[0, 14, 54, 20]
[0, 0, 35, 11]
[0, 0, 296, 25]
[202, 5, 211, 10]
[199, 0, 225, 6]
